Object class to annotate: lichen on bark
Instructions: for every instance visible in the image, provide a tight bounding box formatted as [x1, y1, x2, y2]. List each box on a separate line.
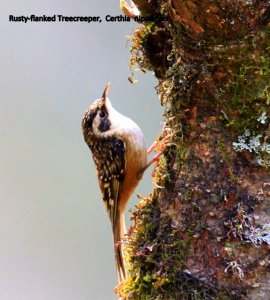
[117, 1, 270, 299]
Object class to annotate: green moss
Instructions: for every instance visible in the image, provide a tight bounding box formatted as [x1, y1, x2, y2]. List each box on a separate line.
[117, 193, 234, 299]
[229, 173, 239, 184]
[216, 140, 226, 153]
[118, 196, 197, 299]
[153, 155, 171, 187]
[129, 20, 173, 79]
[122, 2, 270, 299]
[222, 45, 270, 135]
[129, 24, 153, 74]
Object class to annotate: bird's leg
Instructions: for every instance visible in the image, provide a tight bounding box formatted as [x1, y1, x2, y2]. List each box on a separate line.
[147, 141, 158, 155]
[142, 151, 163, 176]
[143, 125, 172, 175]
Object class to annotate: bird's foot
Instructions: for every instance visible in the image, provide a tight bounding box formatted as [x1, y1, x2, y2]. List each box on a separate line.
[144, 124, 173, 175]
[147, 124, 172, 155]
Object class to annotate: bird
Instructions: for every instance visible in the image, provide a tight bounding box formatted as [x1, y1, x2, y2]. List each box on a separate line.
[81, 83, 163, 283]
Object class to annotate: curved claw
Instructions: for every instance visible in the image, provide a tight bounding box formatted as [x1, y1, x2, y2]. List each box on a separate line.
[143, 124, 173, 176]
[147, 141, 157, 155]
[147, 124, 172, 155]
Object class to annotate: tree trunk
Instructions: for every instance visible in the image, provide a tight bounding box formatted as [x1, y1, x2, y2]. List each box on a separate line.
[117, 1, 270, 299]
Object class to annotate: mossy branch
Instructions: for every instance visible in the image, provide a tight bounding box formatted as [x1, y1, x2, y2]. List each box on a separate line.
[118, 1, 270, 299]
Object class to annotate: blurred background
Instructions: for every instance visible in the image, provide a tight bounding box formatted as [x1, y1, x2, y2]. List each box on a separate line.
[0, 1, 162, 299]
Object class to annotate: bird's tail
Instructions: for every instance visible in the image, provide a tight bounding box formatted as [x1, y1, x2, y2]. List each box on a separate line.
[113, 211, 126, 283]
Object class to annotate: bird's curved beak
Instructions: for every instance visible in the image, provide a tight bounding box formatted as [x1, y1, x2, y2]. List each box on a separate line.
[101, 82, 110, 104]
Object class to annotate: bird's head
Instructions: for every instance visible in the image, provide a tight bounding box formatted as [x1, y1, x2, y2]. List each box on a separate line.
[82, 82, 113, 138]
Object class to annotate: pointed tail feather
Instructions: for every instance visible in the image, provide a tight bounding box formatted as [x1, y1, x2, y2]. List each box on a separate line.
[113, 211, 126, 283]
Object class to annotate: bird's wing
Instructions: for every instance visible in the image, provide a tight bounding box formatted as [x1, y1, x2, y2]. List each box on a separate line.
[92, 136, 126, 227]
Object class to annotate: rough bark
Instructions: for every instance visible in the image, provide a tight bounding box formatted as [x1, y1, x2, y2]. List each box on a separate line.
[118, 1, 270, 299]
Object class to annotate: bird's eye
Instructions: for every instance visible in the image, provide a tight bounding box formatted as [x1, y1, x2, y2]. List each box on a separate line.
[99, 111, 105, 118]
